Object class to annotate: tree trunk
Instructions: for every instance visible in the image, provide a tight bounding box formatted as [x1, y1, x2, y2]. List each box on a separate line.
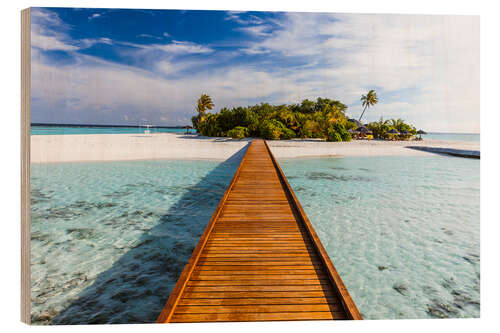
[359, 105, 368, 122]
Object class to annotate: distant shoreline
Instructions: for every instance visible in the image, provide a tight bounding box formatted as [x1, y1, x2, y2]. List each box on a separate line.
[31, 123, 187, 129]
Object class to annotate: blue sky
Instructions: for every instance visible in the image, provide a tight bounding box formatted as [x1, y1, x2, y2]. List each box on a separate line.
[31, 7, 479, 132]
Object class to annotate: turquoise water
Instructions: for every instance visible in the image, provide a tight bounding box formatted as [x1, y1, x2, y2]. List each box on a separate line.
[422, 133, 479, 142]
[30, 153, 479, 323]
[279, 155, 480, 319]
[30, 125, 195, 135]
[30, 157, 241, 324]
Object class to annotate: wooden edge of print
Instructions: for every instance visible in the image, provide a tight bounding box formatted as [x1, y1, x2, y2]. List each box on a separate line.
[264, 140, 363, 320]
[156, 140, 252, 323]
[21, 7, 31, 325]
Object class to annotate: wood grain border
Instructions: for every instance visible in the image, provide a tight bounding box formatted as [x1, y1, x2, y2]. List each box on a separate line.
[21, 7, 31, 325]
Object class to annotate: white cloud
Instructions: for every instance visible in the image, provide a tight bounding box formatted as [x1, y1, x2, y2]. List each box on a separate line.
[31, 34, 79, 51]
[154, 40, 213, 54]
[225, 12, 251, 25]
[236, 25, 272, 37]
[88, 13, 101, 21]
[121, 40, 213, 55]
[31, 8, 112, 52]
[79, 37, 113, 48]
[138, 34, 161, 39]
[31, 8, 65, 28]
[31, 8, 79, 51]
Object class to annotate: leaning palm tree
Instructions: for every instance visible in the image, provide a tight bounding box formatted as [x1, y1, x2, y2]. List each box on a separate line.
[196, 93, 214, 114]
[359, 90, 378, 122]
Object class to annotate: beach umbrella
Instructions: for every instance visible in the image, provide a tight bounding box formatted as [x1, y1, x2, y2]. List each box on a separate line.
[349, 118, 363, 127]
[183, 125, 193, 134]
[356, 126, 372, 138]
[357, 126, 369, 133]
[400, 130, 411, 140]
[386, 128, 399, 140]
[417, 129, 427, 139]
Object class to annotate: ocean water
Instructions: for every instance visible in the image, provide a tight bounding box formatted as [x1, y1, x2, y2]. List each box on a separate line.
[422, 133, 479, 142]
[30, 152, 479, 323]
[279, 155, 480, 319]
[30, 156, 242, 324]
[30, 125, 195, 135]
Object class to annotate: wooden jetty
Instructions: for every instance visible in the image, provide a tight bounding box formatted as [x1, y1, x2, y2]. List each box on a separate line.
[157, 139, 362, 323]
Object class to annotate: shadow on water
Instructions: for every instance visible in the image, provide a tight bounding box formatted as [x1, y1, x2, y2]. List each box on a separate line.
[50, 143, 250, 325]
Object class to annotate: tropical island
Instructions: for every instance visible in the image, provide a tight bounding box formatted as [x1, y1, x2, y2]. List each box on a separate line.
[191, 91, 421, 141]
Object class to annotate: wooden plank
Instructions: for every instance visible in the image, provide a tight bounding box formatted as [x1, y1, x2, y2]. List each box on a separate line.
[181, 290, 339, 299]
[175, 303, 344, 314]
[199, 253, 315, 257]
[187, 279, 329, 286]
[190, 274, 328, 281]
[170, 311, 347, 322]
[196, 261, 322, 267]
[178, 297, 339, 306]
[186, 284, 333, 293]
[192, 269, 321, 275]
[157, 139, 361, 323]
[193, 265, 323, 271]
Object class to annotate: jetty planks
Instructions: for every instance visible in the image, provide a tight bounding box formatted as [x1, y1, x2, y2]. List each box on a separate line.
[157, 139, 362, 323]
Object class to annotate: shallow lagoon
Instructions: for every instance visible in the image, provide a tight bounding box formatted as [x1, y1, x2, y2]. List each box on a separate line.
[279, 155, 480, 319]
[30, 157, 241, 324]
[30, 153, 479, 323]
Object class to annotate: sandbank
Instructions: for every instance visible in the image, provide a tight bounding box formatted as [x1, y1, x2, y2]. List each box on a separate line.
[30, 133, 480, 163]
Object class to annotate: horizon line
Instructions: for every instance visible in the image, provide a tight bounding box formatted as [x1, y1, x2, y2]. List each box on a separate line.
[30, 122, 189, 128]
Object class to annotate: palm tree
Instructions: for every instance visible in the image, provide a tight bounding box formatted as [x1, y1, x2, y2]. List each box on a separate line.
[359, 90, 378, 122]
[390, 118, 405, 132]
[366, 117, 390, 139]
[196, 93, 214, 114]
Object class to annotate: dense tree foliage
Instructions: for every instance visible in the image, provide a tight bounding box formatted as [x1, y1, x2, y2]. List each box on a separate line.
[226, 126, 249, 139]
[366, 117, 417, 139]
[191, 94, 418, 141]
[192, 96, 354, 141]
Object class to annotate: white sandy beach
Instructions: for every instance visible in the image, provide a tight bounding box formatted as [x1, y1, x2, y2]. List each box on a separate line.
[30, 133, 480, 163]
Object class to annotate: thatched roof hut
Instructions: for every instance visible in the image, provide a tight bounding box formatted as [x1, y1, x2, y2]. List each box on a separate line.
[349, 118, 364, 128]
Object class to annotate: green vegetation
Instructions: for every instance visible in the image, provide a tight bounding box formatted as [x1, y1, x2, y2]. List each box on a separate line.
[328, 122, 351, 142]
[359, 90, 378, 122]
[191, 94, 214, 130]
[226, 126, 249, 139]
[366, 117, 417, 139]
[192, 95, 354, 141]
[191, 93, 418, 141]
